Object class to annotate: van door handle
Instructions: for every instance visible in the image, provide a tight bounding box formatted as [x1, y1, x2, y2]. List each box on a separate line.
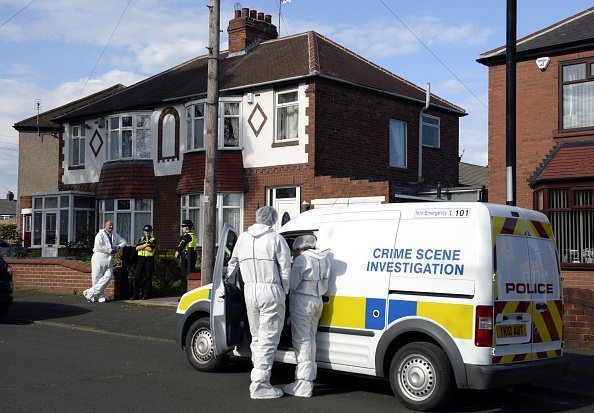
[535, 302, 548, 312]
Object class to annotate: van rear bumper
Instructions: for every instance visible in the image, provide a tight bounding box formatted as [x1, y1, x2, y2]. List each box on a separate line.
[465, 356, 569, 389]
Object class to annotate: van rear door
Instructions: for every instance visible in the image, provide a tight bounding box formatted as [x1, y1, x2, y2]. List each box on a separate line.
[492, 217, 563, 363]
[211, 224, 242, 357]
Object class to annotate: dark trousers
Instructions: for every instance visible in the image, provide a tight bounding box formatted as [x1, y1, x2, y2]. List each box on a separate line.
[180, 249, 196, 293]
[134, 256, 155, 298]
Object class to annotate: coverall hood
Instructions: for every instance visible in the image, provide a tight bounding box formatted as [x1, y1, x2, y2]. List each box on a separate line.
[246, 223, 274, 238]
[303, 248, 329, 260]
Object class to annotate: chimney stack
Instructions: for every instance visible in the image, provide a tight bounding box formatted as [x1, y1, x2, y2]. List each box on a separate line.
[227, 8, 278, 54]
[7, 191, 14, 201]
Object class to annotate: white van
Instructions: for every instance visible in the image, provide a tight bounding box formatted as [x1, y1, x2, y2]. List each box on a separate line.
[174, 202, 568, 411]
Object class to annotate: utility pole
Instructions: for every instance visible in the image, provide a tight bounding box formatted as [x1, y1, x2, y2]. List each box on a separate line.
[505, 0, 517, 206]
[202, 0, 220, 285]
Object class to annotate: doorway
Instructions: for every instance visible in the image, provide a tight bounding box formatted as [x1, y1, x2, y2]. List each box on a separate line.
[267, 186, 300, 231]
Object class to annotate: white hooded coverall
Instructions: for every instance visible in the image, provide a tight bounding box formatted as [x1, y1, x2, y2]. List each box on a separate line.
[226, 223, 292, 399]
[284, 248, 331, 397]
[85, 229, 127, 300]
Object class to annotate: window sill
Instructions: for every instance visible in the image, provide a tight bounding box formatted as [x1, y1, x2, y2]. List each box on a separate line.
[271, 140, 299, 148]
[554, 129, 594, 139]
[68, 165, 85, 170]
[560, 262, 594, 271]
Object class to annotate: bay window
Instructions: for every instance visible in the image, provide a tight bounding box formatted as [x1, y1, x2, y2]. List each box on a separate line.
[535, 186, 594, 265]
[561, 59, 594, 131]
[180, 193, 242, 245]
[108, 113, 152, 160]
[99, 198, 153, 243]
[185, 100, 241, 150]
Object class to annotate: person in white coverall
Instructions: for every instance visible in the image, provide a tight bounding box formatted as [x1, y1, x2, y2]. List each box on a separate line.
[226, 206, 292, 399]
[283, 235, 331, 397]
[83, 220, 127, 303]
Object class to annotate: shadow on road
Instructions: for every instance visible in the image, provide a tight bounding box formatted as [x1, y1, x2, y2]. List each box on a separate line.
[0, 301, 90, 325]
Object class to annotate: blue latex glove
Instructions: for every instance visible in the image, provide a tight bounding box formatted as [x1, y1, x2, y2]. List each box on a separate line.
[111, 246, 120, 254]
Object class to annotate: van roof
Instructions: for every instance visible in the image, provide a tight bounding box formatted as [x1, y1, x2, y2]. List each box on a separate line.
[279, 202, 548, 233]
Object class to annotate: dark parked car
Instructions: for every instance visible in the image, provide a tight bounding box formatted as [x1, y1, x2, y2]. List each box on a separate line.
[0, 255, 13, 319]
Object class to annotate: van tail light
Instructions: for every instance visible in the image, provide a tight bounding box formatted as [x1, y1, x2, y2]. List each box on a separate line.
[475, 305, 493, 347]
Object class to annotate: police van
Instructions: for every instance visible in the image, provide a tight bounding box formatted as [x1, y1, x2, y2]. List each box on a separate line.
[174, 202, 568, 411]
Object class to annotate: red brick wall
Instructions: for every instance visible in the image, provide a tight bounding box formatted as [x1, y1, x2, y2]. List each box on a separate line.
[487, 51, 594, 208]
[5, 258, 122, 300]
[312, 80, 460, 189]
[563, 288, 594, 348]
[154, 175, 182, 250]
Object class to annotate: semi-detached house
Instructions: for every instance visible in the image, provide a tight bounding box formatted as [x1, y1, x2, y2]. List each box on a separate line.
[21, 8, 465, 255]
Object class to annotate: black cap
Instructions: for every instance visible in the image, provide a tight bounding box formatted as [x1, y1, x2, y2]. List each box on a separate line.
[181, 219, 194, 227]
[143, 225, 153, 232]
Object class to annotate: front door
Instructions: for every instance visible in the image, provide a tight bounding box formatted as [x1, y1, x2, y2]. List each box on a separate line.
[268, 186, 300, 231]
[42, 212, 58, 257]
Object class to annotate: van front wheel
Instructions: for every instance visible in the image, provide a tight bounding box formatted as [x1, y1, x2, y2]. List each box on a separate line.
[185, 317, 227, 372]
[389, 342, 453, 411]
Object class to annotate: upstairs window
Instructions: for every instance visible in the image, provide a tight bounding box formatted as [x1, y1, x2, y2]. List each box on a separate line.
[275, 90, 298, 141]
[70, 124, 86, 167]
[422, 114, 440, 148]
[185, 100, 241, 151]
[108, 113, 151, 160]
[561, 59, 594, 131]
[389, 119, 407, 168]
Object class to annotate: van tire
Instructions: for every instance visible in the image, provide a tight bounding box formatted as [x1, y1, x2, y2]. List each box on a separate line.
[185, 317, 227, 372]
[389, 342, 453, 411]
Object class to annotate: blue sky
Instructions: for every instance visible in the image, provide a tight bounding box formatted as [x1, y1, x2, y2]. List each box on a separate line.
[1, 0, 593, 198]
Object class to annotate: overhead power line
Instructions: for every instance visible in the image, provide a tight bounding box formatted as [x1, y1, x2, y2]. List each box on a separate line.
[377, 0, 488, 110]
[78, 0, 132, 98]
[0, 0, 36, 29]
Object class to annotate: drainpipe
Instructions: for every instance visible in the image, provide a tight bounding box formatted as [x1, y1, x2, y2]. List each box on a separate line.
[418, 83, 430, 183]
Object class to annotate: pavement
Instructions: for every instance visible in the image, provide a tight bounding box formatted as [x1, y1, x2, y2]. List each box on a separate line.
[5, 290, 594, 402]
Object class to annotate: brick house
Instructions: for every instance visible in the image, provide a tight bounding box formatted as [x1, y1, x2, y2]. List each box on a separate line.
[13, 85, 125, 251]
[19, 8, 465, 256]
[478, 8, 594, 346]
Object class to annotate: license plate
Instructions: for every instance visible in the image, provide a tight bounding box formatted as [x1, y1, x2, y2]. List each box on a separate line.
[496, 324, 526, 338]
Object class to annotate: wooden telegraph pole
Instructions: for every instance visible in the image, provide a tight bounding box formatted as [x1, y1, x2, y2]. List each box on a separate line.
[202, 0, 220, 285]
[505, 0, 517, 206]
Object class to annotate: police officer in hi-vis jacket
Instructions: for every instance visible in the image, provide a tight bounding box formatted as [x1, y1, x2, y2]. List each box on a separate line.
[132, 224, 156, 300]
[175, 219, 197, 293]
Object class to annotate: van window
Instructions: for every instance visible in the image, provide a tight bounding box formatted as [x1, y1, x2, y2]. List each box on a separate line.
[496, 235, 560, 301]
[527, 238, 561, 300]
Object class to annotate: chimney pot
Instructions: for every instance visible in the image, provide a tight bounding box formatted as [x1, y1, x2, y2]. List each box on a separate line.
[241, 8, 249, 17]
[264, 14, 272, 23]
[249, 10, 256, 19]
[257, 12, 264, 20]
[234, 9, 241, 18]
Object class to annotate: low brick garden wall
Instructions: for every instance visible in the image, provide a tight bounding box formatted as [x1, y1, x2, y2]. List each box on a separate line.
[5, 258, 122, 300]
[564, 288, 594, 349]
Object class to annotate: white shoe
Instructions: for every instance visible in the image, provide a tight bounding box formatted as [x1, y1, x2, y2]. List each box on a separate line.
[98, 297, 106, 303]
[250, 382, 283, 399]
[283, 380, 313, 397]
[83, 289, 94, 302]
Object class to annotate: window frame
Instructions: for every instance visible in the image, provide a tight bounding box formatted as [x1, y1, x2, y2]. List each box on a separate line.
[274, 89, 299, 142]
[107, 112, 152, 161]
[389, 119, 407, 168]
[98, 198, 153, 243]
[421, 114, 440, 148]
[69, 124, 86, 167]
[185, 99, 242, 151]
[559, 57, 594, 132]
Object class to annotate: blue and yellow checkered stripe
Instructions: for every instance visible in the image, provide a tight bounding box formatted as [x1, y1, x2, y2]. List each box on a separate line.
[319, 296, 473, 339]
